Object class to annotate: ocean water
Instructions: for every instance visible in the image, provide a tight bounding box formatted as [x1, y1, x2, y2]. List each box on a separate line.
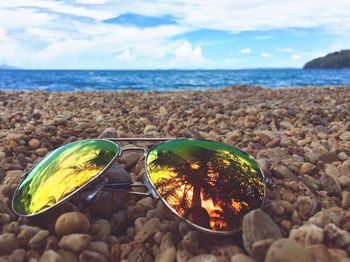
[0, 69, 349, 91]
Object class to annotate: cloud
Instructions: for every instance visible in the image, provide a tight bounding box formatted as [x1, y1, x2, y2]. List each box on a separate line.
[173, 41, 206, 64]
[261, 52, 273, 58]
[240, 48, 251, 54]
[291, 54, 301, 60]
[115, 49, 134, 62]
[276, 48, 293, 53]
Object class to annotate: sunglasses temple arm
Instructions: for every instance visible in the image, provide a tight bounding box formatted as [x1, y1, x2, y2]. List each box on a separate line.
[101, 182, 152, 196]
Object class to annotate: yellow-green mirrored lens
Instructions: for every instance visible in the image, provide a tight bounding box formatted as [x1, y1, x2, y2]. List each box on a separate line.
[12, 139, 119, 216]
[146, 139, 265, 233]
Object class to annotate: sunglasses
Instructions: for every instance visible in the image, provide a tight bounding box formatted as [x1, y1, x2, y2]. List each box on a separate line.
[11, 138, 266, 235]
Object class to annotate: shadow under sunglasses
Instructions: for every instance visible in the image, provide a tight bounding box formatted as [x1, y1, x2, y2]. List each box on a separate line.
[11, 138, 266, 235]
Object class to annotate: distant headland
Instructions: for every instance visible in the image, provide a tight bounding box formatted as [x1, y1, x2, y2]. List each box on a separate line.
[304, 50, 350, 69]
[0, 64, 20, 70]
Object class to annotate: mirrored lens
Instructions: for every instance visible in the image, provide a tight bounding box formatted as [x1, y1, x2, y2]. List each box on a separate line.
[12, 139, 119, 216]
[146, 139, 265, 233]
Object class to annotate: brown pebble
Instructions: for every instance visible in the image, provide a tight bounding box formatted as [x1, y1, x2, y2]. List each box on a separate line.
[55, 212, 90, 236]
[265, 238, 313, 262]
[40, 249, 64, 262]
[58, 234, 91, 253]
[79, 250, 107, 262]
[0, 233, 19, 255]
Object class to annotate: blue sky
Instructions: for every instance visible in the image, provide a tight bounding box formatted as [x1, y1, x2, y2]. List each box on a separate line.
[0, 0, 350, 69]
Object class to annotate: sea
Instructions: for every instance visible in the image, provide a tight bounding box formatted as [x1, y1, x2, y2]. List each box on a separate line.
[0, 69, 349, 91]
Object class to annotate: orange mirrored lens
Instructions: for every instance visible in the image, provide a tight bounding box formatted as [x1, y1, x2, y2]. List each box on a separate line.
[12, 139, 119, 216]
[146, 139, 265, 233]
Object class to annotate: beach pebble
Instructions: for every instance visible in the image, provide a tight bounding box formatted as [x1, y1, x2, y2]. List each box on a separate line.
[187, 254, 218, 262]
[0, 233, 19, 255]
[88, 241, 110, 259]
[58, 234, 91, 253]
[28, 139, 41, 149]
[308, 208, 342, 228]
[176, 249, 193, 262]
[296, 196, 317, 220]
[231, 254, 256, 262]
[324, 223, 350, 255]
[159, 106, 168, 116]
[306, 244, 332, 262]
[40, 249, 64, 262]
[104, 163, 130, 183]
[17, 226, 40, 246]
[242, 209, 282, 255]
[55, 212, 90, 236]
[121, 152, 141, 169]
[320, 174, 342, 194]
[319, 152, 339, 163]
[299, 162, 318, 176]
[28, 230, 50, 249]
[79, 250, 107, 262]
[265, 238, 313, 262]
[100, 127, 117, 138]
[35, 147, 48, 157]
[93, 219, 111, 242]
[340, 132, 350, 141]
[251, 238, 275, 261]
[127, 246, 153, 262]
[134, 218, 160, 243]
[341, 191, 350, 208]
[289, 224, 324, 246]
[211, 245, 242, 261]
[3, 170, 23, 185]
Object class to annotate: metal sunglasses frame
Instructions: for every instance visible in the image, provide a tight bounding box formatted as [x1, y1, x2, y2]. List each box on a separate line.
[12, 137, 268, 235]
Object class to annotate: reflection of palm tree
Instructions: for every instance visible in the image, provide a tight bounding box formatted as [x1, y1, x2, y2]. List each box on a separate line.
[149, 145, 264, 231]
[70, 150, 115, 173]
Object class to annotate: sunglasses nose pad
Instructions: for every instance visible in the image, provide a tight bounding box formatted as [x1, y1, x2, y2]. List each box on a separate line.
[80, 178, 108, 206]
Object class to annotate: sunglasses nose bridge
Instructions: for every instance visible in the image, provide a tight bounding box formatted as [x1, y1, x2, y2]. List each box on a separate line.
[118, 146, 147, 156]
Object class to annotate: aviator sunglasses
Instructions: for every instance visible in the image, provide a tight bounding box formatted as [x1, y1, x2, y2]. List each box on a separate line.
[11, 138, 266, 235]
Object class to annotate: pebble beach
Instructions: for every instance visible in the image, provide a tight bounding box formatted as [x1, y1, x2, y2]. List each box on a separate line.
[0, 85, 350, 262]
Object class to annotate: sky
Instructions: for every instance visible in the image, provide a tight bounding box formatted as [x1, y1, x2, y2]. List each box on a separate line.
[0, 0, 350, 69]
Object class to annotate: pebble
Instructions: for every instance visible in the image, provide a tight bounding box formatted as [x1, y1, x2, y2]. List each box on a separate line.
[0, 233, 18, 255]
[134, 218, 160, 243]
[187, 254, 218, 262]
[319, 152, 339, 163]
[211, 245, 242, 261]
[296, 196, 318, 220]
[251, 238, 275, 261]
[28, 139, 41, 149]
[324, 223, 350, 255]
[306, 244, 332, 262]
[35, 147, 48, 157]
[40, 249, 64, 262]
[58, 234, 91, 253]
[289, 224, 324, 246]
[341, 191, 350, 208]
[88, 241, 110, 259]
[79, 250, 107, 262]
[28, 230, 50, 249]
[55, 212, 90, 236]
[320, 174, 342, 194]
[242, 209, 282, 255]
[265, 238, 313, 262]
[231, 254, 256, 262]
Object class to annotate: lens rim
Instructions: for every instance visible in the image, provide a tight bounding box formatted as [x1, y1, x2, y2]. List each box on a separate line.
[11, 138, 120, 217]
[144, 138, 266, 235]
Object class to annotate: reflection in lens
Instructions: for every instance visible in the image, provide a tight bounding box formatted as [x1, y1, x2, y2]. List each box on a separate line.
[146, 139, 265, 233]
[12, 139, 119, 216]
